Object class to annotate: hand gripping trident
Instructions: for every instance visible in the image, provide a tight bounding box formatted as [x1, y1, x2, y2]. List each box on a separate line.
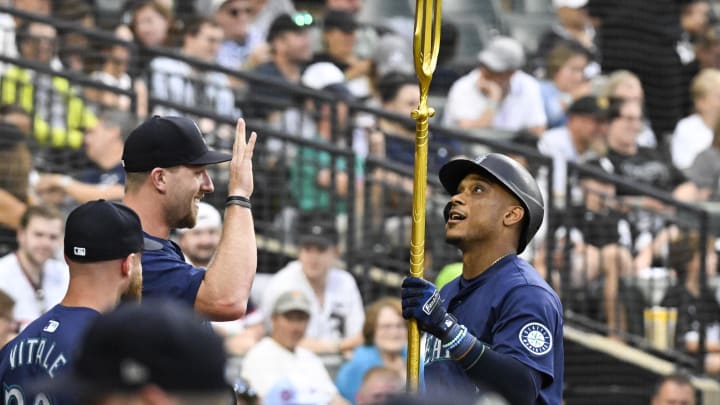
[407, 0, 441, 393]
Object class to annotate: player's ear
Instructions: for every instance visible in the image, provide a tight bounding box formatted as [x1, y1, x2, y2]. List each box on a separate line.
[121, 253, 136, 277]
[503, 205, 524, 228]
[149, 167, 168, 193]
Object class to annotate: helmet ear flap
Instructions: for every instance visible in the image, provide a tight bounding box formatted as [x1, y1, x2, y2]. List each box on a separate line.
[443, 202, 452, 223]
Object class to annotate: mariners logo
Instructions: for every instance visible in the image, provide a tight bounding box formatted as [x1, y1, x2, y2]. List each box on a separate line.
[518, 322, 552, 355]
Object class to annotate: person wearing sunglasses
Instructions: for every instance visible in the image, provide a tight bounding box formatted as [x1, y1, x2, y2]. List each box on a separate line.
[212, 0, 265, 71]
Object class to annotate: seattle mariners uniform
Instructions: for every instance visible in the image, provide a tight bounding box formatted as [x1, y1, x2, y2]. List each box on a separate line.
[402, 154, 563, 404]
[0, 200, 158, 404]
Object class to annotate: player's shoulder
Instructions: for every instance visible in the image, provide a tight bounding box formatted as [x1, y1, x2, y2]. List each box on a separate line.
[499, 256, 557, 296]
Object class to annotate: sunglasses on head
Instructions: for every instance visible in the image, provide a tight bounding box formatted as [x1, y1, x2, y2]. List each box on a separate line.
[291, 11, 314, 27]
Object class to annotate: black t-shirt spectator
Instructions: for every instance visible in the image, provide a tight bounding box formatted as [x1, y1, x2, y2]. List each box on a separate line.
[606, 147, 688, 196]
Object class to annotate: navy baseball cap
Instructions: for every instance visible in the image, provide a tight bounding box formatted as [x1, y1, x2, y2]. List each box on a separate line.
[122, 116, 232, 172]
[31, 300, 232, 399]
[64, 200, 161, 262]
[297, 212, 339, 248]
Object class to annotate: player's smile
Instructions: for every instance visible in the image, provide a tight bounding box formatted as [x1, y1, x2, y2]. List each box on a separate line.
[446, 208, 467, 225]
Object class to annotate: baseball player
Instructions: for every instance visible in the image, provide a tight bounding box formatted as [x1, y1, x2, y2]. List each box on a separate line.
[122, 116, 257, 321]
[0, 199, 158, 404]
[401, 154, 563, 404]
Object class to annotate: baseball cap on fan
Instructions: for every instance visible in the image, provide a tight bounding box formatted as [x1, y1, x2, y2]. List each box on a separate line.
[553, 0, 588, 8]
[64, 200, 161, 262]
[122, 116, 231, 172]
[477, 36, 525, 73]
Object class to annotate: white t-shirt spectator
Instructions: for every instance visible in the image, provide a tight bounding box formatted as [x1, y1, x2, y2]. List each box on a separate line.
[538, 126, 598, 198]
[260, 260, 364, 342]
[241, 336, 338, 399]
[0, 253, 69, 328]
[442, 69, 547, 131]
[672, 113, 713, 170]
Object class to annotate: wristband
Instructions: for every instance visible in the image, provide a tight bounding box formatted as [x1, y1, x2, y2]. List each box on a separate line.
[226, 195, 251, 209]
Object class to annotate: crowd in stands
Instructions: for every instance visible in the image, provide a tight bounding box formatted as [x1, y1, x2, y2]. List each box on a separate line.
[2, 0, 720, 402]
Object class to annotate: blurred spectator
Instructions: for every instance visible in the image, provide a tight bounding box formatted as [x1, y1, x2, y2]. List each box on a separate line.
[336, 297, 407, 404]
[250, 12, 313, 118]
[671, 68, 720, 171]
[150, 17, 237, 119]
[0, 103, 31, 134]
[374, 73, 456, 173]
[678, 0, 711, 114]
[1, 20, 97, 150]
[540, 42, 591, 129]
[535, 0, 599, 78]
[695, 25, 720, 71]
[660, 232, 720, 374]
[0, 205, 67, 329]
[443, 36, 547, 135]
[355, 367, 404, 405]
[35, 109, 135, 204]
[0, 290, 16, 348]
[538, 95, 610, 203]
[0, 122, 31, 239]
[128, 0, 174, 48]
[289, 62, 357, 215]
[323, 0, 378, 60]
[592, 0, 686, 141]
[599, 70, 657, 148]
[370, 34, 413, 83]
[261, 214, 364, 355]
[32, 300, 233, 404]
[604, 99, 700, 207]
[212, 0, 264, 71]
[313, 10, 371, 98]
[176, 201, 223, 268]
[686, 118, 720, 200]
[127, 0, 176, 75]
[651, 373, 696, 405]
[0, 200, 152, 405]
[564, 163, 634, 335]
[53, 0, 95, 74]
[429, 20, 461, 96]
[244, 290, 350, 404]
[0, 0, 51, 65]
[247, 0, 296, 42]
[87, 25, 148, 117]
[175, 201, 264, 356]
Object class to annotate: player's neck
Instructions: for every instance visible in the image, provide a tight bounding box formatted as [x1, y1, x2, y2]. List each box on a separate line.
[124, 194, 171, 239]
[461, 248, 515, 279]
[61, 269, 123, 313]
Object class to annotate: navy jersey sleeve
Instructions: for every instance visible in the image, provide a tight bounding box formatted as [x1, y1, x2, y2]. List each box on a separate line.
[491, 285, 562, 386]
[141, 242, 206, 307]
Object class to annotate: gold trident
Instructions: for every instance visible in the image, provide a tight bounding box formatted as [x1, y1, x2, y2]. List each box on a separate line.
[407, 0, 442, 393]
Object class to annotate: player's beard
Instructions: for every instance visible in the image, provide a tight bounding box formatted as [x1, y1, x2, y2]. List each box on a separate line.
[168, 197, 198, 230]
[121, 268, 143, 302]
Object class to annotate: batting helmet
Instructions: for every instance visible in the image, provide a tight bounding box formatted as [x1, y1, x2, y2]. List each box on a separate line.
[438, 153, 544, 254]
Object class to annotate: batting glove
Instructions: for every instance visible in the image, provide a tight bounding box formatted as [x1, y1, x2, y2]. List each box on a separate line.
[401, 277, 459, 339]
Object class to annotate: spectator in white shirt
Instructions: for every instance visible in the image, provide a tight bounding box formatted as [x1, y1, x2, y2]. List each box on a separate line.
[443, 36, 547, 135]
[243, 290, 350, 404]
[671, 68, 720, 170]
[0, 205, 68, 329]
[261, 214, 364, 356]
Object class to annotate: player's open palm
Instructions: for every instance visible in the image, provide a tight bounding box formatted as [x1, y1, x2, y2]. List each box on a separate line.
[229, 118, 257, 198]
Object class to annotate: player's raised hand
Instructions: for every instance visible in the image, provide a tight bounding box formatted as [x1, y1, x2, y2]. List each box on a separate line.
[401, 277, 452, 338]
[228, 118, 257, 198]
